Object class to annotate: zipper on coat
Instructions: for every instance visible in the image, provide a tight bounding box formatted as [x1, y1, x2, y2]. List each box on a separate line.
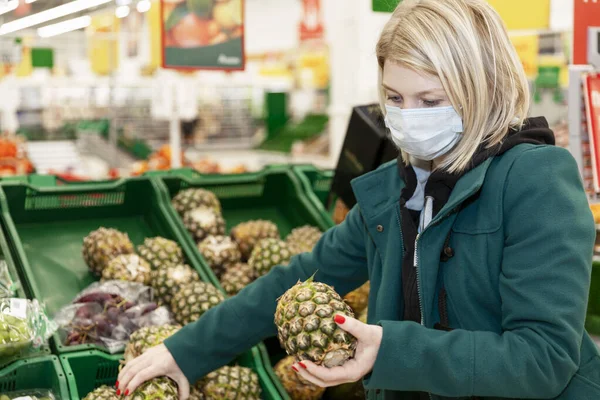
[414, 196, 433, 327]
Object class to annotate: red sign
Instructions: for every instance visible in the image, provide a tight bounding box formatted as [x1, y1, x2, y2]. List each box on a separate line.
[573, 0, 600, 65]
[584, 73, 600, 192]
[14, 0, 31, 16]
[300, 0, 324, 42]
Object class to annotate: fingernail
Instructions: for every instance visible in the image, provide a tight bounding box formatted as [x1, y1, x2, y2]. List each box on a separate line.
[116, 389, 121, 395]
[116, 381, 119, 389]
[124, 389, 129, 396]
[299, 362, 307, 369]
[292, 366, 299, 372]
[334, 315, 346, 324]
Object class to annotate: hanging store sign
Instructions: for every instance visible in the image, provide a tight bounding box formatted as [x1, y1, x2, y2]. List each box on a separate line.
[299, 0, 323, 42]
[161, 0, 244, 70]
[573, 0, 600, 65]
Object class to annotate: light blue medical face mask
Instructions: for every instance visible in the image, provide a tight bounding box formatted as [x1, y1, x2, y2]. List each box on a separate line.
[384, 105, 464, 161]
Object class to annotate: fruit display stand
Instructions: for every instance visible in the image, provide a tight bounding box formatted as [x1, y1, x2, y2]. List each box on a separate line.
[60, 347, 282, 400]
[153, 165, 335, 289]
[291, 164, 335, 224]
[0, 355, 69, 399]
[0, 177, 213, 355]
[151, 165, 335, 399]
[0, 213, 53, 370]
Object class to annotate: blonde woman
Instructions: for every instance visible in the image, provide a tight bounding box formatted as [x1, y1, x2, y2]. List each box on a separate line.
[118, 0, 600, 398]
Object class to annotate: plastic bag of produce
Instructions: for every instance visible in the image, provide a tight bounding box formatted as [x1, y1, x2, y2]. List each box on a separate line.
[0, 390, 57, 400]
[54, 280, 174, 353]
[0, 261, 20, 298]
[0, 298, 55, 360]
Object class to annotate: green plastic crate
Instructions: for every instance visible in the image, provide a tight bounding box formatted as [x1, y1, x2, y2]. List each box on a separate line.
[150, 166, 334, 398]
[0, 215, 25, 300]
[292, 165, 335, 223]
[61, 345, 282, 400]
[153, 165, 334, 289]
[0, 177, 212, 355]
[0, 355, 69, 399]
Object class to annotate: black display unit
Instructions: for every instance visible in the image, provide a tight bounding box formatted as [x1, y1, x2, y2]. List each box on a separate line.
[329, 103, 398, 209]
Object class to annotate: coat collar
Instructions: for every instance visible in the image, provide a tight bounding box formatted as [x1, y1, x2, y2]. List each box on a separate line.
[351, 158, 494, 222]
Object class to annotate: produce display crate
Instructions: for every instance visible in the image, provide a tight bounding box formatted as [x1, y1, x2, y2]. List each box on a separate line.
[61, 346, 283, 400]
[0, 177, 212, 355]
[0, 214, 26, 299]
[292, 164, 335, 223]
[0, 355, 69, 399]
[151, 165, 334, 397]
[153, 165, 334, 289]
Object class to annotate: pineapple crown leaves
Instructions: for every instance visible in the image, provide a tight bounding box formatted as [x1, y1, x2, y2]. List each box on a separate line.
[275, 271, 322, 303]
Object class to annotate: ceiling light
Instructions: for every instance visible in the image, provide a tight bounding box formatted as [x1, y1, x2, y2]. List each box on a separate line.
[0, 0, 112, 35]
[0, 0, 19, 17]
[37, 15, 91, 38]
[136, 0, 151, 13]
[115, 5, 130, 19]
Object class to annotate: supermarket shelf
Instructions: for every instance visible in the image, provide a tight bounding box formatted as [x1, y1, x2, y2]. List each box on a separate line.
[185, 149, 335, 171]
[26, 141, 82, 174]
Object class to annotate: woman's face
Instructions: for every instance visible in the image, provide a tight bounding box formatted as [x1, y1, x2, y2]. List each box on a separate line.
[382, 61, 452, 110]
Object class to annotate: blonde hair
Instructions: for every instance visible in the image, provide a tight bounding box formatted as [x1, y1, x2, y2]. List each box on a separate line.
[376, 0, 530, 173]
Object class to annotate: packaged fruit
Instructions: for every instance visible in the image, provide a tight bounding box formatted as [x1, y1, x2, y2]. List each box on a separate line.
[0, 391, 56, 400]
[53, 280, 174, 354]
[0, 298, 55, 360]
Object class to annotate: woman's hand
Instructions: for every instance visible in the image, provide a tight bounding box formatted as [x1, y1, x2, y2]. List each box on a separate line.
[292, 314, 383, 387]
[117, 344, 190, 399]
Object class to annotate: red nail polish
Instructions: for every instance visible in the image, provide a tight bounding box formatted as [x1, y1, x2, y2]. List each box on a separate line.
[124, 389, 129, 396]
[116, 389, 121, 395]
[334, 315, 346, 324]
[116, 381, 119, 389]
[292, 366, 299, 372]
[299, 362, 307, 369]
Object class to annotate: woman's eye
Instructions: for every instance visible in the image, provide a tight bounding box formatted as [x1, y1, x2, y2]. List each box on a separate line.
[423, 99, 441, 107]
[387, 95, 402, 104]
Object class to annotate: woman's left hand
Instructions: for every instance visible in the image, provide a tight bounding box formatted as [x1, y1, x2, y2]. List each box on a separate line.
[292, 314, 383, 387]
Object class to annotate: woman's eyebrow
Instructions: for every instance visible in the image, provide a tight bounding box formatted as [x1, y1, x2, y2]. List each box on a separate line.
[382, 84, 445, 96]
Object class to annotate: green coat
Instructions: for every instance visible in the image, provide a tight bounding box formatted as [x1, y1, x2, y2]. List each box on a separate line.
[165, 144, 600, 399]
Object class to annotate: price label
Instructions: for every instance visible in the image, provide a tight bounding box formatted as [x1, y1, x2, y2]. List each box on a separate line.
[8, 298, 27, 320]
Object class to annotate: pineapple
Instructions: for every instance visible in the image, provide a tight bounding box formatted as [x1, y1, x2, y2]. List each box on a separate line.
[189, 387, 206, 400]
[82, 227, 134, 277]
[275, 356, 325, 400]
[343, 281, 370, 315]
[183, 207, 226, 243]
[170, 281, 225, 325]
[275, 276, 357, 367]
[101, 254, 152, 285]
[220, 263, 254, 296]
[124, 325, 181, 363]
[129, 377, 178, 400]
[198, 235, 242, 278]
[172, 188, 221, 216]
[83, 385, 119, 400]
[151, 264, 200, 306]
[201, 366, 262, 400]
[286, 226, 322, 256]
[231, 220, 279, 260]
[138, 237, 185, 270]
[248, 238, 292, 278]
[358, 308, 368, 324]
